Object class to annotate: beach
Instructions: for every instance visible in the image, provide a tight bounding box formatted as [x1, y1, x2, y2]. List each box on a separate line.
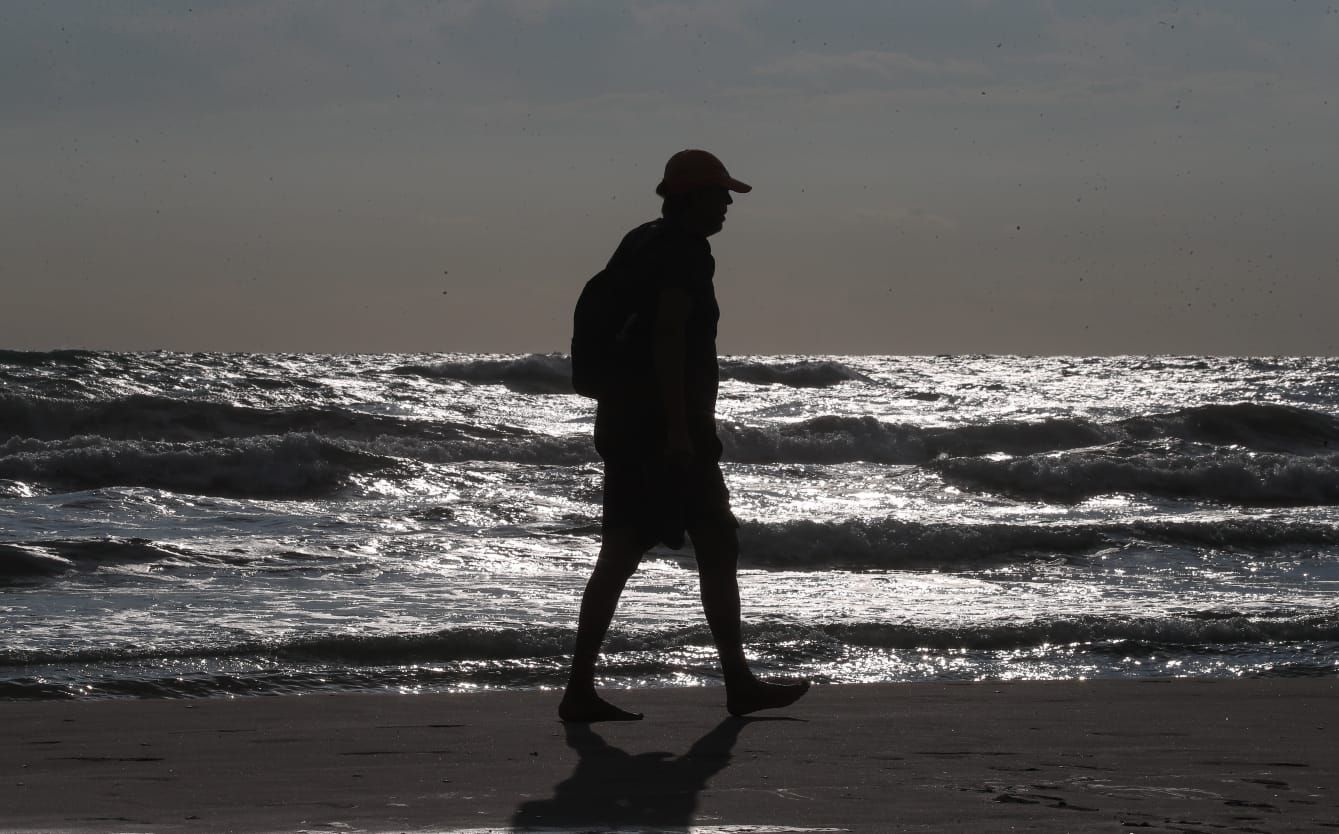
[2, 679, 1334, 833]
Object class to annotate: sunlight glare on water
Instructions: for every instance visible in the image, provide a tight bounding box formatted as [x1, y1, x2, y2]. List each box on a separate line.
[2, 352, 1338, 698]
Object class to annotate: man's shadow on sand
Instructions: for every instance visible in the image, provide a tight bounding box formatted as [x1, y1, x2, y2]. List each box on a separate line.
[512, 716, 792, 831]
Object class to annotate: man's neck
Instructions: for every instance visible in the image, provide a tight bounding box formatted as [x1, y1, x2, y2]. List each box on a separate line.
[662, 213, 708, 240]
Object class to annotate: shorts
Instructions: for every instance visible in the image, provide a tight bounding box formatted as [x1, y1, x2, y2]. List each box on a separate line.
[601, 456, 739, 549]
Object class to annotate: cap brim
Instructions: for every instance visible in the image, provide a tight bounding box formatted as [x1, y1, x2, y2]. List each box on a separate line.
[657, 177, 753, 196]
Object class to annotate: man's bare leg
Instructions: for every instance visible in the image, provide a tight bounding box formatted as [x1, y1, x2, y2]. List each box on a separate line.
[560, 528, 647, 722]
[690, 524, 810, 716]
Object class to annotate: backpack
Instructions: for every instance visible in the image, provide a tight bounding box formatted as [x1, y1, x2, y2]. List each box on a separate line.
[572, 221, 667, 399]
[570, 267, 640, 400]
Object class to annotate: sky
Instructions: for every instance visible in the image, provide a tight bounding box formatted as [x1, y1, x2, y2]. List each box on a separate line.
[4, 1, 1338, 355]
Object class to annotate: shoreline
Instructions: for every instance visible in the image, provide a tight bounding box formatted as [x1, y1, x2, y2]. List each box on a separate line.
[2, 679, 1335, 833]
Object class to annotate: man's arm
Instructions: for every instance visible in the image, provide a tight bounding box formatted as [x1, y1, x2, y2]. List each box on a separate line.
[652, 285, 692, 457]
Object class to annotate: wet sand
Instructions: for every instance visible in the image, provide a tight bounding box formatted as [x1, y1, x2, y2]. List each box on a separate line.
[1, 679, 1335, 833]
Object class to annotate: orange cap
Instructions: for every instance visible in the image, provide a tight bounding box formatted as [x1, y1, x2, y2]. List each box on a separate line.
[655, 149, 752, 196]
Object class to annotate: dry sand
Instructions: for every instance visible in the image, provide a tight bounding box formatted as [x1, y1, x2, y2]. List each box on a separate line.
[1, 679, 1335, 833]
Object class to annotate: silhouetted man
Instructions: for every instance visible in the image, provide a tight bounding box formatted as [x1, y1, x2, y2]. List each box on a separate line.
[561, 150, 810, 722]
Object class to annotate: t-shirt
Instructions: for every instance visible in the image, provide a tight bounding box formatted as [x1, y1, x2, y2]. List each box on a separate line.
[593, 218, 722, 462]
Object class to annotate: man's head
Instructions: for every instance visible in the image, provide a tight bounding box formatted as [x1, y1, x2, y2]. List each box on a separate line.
[656, 149, 750, 238]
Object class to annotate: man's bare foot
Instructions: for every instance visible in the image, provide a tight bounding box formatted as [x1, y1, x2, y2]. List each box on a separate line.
[726, 678, 811, 717]
[558, 691, 644, 723]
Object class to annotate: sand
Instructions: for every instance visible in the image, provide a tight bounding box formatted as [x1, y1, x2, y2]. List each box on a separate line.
[1, 679, 1335, 833]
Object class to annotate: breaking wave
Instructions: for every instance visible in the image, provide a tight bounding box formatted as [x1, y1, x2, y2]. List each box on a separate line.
[819, 611, 1339, 651]
[1124, 402, 1339, 453]
[0, 348, 99, 367]
[719, 415, 1113, 464]
[721, 403, 1339, 466]
[736, 516, 1339, 570]
[0, 433, 394, 497]
[719, 359, 869, 387]
[390, 354, 871, 392]
[737, 518, 1102, 569]
[8, 613, 1336, 669]
[392, 354, 575, 394]
[0, 393, 507, 443]
[936, 446, 1339, 506]
[0, 538, 193, 580]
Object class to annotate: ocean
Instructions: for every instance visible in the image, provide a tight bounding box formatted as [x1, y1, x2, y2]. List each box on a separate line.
[2, 350, 1337, 700]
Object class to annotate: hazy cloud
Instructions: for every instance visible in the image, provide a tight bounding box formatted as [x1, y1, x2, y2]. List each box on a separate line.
[756, 49, 989, 83]
[4, 0, 1338, 353]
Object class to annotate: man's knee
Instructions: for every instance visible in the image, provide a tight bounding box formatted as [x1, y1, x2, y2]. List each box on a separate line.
[596, 527, 648, 579]
[690, 524, 739, 574]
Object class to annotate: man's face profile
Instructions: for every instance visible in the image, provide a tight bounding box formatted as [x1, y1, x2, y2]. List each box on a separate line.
[686, 187, 733, 237]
